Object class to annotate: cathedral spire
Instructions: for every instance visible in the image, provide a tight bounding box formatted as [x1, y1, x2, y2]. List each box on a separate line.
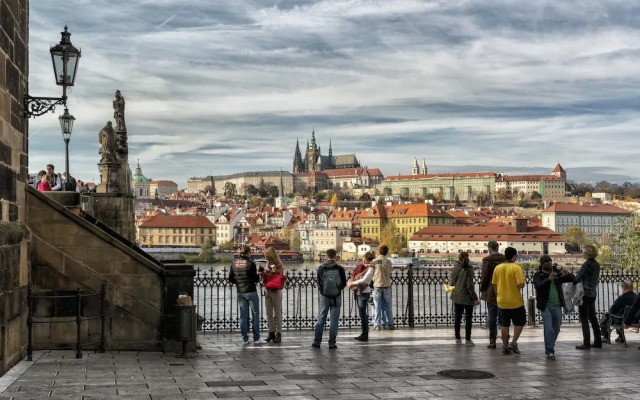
[329, 139, 332, 157]
[310, 127, 317, 150]
[421, 159, 427, 175]
[293, 138, 303, 173]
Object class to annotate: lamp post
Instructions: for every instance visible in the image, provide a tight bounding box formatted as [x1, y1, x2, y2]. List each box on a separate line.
[59, 108, 75, 190]
[24, 26, 81, 118]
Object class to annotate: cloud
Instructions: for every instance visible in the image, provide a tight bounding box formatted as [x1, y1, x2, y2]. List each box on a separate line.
[27, 0, 640, 186]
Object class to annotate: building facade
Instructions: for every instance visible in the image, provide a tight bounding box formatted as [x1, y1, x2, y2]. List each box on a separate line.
[150, 180, 178, 199]
[495, 164, 567, 199]
[541, 202, 633, 239]
[138, 215, 216, 247]
[214, 171, 294, 196]
[186, 176, 215, 194]
[324, 168, 384, 189]
[380, 170, 496, 201]
[131, 161, 151, 198]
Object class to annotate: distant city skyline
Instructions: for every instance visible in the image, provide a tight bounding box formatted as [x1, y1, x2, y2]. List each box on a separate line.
[26, 1, 640, 185]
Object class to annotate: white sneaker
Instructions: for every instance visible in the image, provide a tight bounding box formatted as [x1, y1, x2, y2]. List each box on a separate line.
[242, 340, 250, 345]
[254, 338, 267, 344]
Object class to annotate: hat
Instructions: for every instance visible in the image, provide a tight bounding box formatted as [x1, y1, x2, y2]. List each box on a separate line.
[487, 240, 499, 249]
[539, 255, 552, 264]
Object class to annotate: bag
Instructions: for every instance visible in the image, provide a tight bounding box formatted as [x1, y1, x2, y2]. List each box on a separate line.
[321, 267, 342, 298]
[264, 272, 285, 290]
[347, 266, 371, 292]
[177, 294, 193, 306]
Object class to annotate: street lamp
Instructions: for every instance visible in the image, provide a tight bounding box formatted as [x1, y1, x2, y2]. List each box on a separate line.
[24, 26, 81, 118]
[59, 108, 75, 190]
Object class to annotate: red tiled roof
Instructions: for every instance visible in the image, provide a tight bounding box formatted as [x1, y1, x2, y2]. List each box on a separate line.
[543, 203, 632, 214]
[552, 163, 565, 173]
[362, 203, 452, 219]
[385, 172, 496, 181]
[329, 210, 355, 221]
[410, 225, 563, 242]
[140, 215, 214, 228]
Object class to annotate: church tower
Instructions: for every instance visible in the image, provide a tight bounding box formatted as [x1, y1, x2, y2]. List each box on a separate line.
[306, 128, 320, 172]
[421, 159, 427, 175]
[329, 139, 333, 158]
[293, 138, 304, 173]
[275, 169, 287, 209]
[551, 163, 566, 181]
[412, 158, 419, 175]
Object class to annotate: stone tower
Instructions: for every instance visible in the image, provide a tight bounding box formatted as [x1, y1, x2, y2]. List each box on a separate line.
[412, 158, 419, 175]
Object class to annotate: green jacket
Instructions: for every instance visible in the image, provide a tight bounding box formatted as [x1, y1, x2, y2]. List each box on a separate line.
[449, 261, 478, 306]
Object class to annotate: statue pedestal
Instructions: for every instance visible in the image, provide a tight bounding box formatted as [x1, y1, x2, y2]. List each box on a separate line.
[97, 162, 124, 194]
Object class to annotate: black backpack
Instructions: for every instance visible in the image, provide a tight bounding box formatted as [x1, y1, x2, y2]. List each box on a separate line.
[321, 266, 342, 298]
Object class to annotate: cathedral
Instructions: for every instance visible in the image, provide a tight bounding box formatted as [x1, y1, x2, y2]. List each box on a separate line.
[292, 129, 360, 173]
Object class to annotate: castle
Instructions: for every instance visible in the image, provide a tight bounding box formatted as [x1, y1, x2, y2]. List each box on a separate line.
[292, 129, 360, 173]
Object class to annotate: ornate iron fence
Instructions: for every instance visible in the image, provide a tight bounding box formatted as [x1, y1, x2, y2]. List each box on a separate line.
[194, 266, 640, 332]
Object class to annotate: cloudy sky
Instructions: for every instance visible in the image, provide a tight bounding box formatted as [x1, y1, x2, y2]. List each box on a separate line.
[28, 0, 640, 186]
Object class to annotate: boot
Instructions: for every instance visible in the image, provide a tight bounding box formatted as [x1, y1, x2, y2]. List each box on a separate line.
[354, 334, 368, 342]
[265, 332, 276, 343]
[273, 332, 281, 343]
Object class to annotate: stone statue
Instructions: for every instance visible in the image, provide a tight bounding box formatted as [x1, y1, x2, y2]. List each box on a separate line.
[98, 121, 117, 163]
[113, 90, 126, 131]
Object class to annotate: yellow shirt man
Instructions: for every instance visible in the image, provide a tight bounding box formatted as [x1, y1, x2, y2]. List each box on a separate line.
[492, 262, 525, 309]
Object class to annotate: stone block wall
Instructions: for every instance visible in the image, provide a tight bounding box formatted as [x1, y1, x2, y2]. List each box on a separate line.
[83, 193, 136, 243]
[0, 0, 29, 376]
[28, 188, 164, 350]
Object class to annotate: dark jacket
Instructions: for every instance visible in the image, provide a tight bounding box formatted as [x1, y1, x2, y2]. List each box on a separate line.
[317, 259, 347, 295]
[575, 258, 600, 298]
[610, 291, 637, 316]
[480, 252, 506, 305]
[449, 261, 478, 306]
[228, 255, 259, 293]
[533, 265, 575, 311]
[624, 296, 640, 325]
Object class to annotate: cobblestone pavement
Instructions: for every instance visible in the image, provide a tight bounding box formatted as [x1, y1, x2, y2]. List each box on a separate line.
[2, 324, 640, 399]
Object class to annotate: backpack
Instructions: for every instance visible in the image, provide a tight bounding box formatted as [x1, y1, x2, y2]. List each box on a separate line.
[321, 266, 342, 298]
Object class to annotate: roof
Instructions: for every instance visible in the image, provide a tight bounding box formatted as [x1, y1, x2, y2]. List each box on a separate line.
[329, 210, 355, 221]
[140, 215, 215, 228]
[150, 180, 178, 185]
[385, 172, 496, 181]
[552, 163, 565, 173]
[497, 175, 563, 182]
[542, 203, 632, 215]
[316, 154, 359, 167]
[409, 225, 564, 243]
[322, 168, 385, 178]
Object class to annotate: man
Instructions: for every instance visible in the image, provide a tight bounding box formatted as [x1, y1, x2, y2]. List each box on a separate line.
[479, 240, 506, 349]
[372, 245, 395, 330]
[533, 255, 575, 360]
[228, 245, 265, 345]
[600, 281, 636, 342]
[45, 164, 62, 191]
[492, 247, 526, 355]
[313, 248, 347, 349]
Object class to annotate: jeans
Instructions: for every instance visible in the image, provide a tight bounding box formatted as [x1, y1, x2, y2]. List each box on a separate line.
[373, 287, 394, 327]
[454, 303, 474, 341]
[238, 291, 260, 342]
[355, 292, 370, 336]
[265, 289, 283, 333]
[541, 305, 562, 354]
[578, 296, 601, 345]
[486, 302, 499, 342]
[314, 295, 341, 345]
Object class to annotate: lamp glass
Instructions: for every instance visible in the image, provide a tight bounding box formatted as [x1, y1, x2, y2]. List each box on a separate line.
[59, 109, 75, 139]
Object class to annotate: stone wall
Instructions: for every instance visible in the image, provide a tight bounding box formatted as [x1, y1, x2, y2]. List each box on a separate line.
[82, 193, 136, 243]
[0, 0, 29, 376]
[28, 188, 164, 350]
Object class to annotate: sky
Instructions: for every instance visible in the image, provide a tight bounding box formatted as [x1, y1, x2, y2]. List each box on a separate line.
[27, 0, 640, 187]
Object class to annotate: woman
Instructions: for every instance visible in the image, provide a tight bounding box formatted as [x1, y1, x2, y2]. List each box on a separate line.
[575, 244, 602, 350]
[348, 251, 376, 341]
[449, 252, 479, 346]
[262, 248, 285, 343]
[37, 173, 52, 192]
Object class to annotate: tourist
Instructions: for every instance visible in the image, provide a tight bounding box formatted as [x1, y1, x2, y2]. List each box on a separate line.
[313, 248, 346, 349]
[599, 281, 636, 343]
[228, 245, 265, 345]
[533, 255, 575, 360]
[449, 252, 479, 346]
[348, 251, 376, 341]
[76, 180, 87, 193]
[37, 174, 52, 192]
[575, 244, 602, 350]
[479, 240, 506, 349]
[492, 247, 526, 355]
[373, 245, 394, 330]
[262, 248, 285, 344]
[45, 164, 62, 191]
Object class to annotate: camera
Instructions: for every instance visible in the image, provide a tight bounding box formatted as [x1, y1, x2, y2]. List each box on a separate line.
[258, 265, 265, 273]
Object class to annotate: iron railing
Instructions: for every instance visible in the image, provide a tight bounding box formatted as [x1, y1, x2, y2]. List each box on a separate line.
[194, 267, 640, 332]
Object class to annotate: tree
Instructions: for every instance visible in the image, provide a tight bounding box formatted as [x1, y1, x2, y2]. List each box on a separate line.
[454, 194, 461, 207]
[242, 184, 258, 196]
[258, 178, 269, 197]
[563, 225, 593, 251]
[615, 220, 640, 271]
[268, 185, 279, 198]
[383, 187, 392, 196]
[220, 240, 235, 251]
[223, 182, 237, 197]
[330, 193, 339, 208]
[584, 192, 592, 198]
[199, 238, 217, 263]
[530, 191, 542, 200]
[434, 193, 443, 203]
[379, 221, 404, 255]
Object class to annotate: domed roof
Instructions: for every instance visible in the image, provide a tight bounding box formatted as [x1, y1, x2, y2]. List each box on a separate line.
[132, 160, 150, 184]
